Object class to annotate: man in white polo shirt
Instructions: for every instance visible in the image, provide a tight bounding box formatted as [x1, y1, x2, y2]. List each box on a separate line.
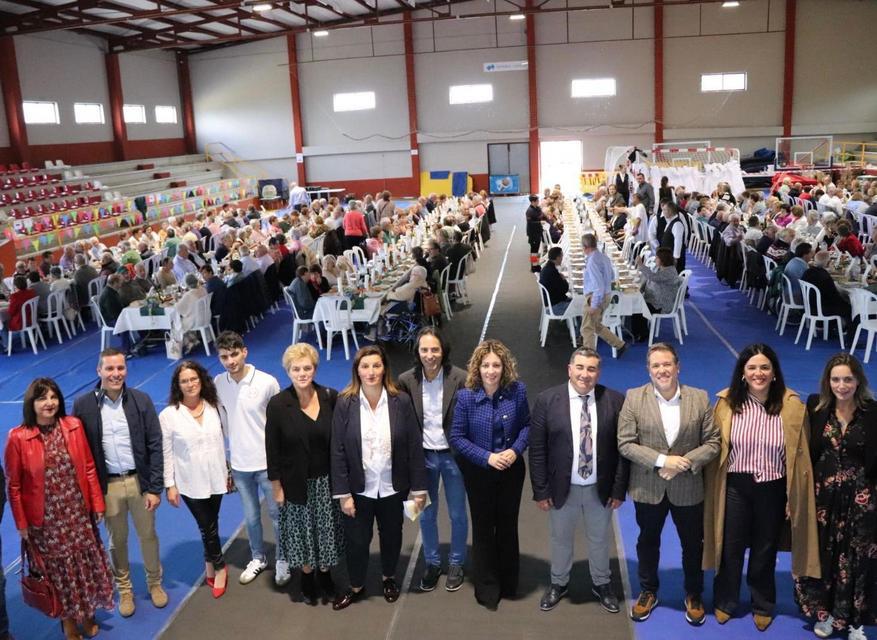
[213, 331, 285, 586]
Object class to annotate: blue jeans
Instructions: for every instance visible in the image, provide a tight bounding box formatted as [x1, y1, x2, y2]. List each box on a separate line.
[0, 534, 7, 636]
[551, 301, 570, 316]
[232, 469, 284, 563]
[420, 450, 468, 567]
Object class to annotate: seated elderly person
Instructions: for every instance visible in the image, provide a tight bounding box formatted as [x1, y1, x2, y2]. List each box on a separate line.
[835, 221, 865, 257]
[721, 213, 745, 246]
[743, 216, 763, 247]
[787, 205, 809, 234]
[425, 240, 448, 285]
[98, 273, 126, 328]
[802, 250, 852, 327]
[238, 245, 261, 276]
[803, 211, 823, 238]
[286, 265, 316, 319]
[386, 265, 428, 315]
[766, 227, 795, 264]
[131, 262, 153, 297]
[154, 257, 178, 289]
[117, 267, 146, 308]
[638, 248, 681, 313]
[224, 259, 245, 288]
[176, 273, 208, 336]
[172, 244, 199, 282]
[48, 266, 72, 294]
[99, 251, 120, 278]
[27, 271, 51, 315]
[539, 246, 570, 315]
[119, 240, 142, 265]
[6, 276, 37, 332]
[784, 242, 814, 304]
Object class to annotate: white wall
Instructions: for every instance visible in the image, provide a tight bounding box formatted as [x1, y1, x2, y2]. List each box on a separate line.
[190, 37, 296, 162]
[16, 32, 114, 145]
[119, 50, 184, 141]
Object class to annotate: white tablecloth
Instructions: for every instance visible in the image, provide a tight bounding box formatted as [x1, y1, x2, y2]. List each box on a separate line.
[570, 290, 652, 320]
[313, 295, 382, 326]
[114, 306, 180, 334]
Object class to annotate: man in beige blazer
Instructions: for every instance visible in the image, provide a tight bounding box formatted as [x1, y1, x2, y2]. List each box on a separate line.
[617, 343, 720, 626]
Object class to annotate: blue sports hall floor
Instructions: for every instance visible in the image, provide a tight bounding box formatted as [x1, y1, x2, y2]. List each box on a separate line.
[1, 197, 874, 639]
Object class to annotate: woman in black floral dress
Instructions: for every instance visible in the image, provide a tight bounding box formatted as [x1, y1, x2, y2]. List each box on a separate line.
[798, 354, 877, 640]
[5, 378, 114, 640]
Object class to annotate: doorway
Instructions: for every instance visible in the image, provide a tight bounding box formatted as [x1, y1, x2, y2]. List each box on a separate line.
[539, 140, 582, 194]
[487, 142, 529, 195]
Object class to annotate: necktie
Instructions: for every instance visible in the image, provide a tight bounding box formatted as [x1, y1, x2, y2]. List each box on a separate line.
[578, 395, 593, 480]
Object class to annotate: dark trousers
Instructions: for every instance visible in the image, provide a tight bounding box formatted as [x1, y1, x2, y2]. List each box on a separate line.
[343, 493, 404, 589]
[344, 235, 365, 251]
[459, 456, 526, 608]
[182, 494, 225, 570]
[713, 473, 786, 616]
[634, 495, 704, 596]
[675, 250, 687, 273]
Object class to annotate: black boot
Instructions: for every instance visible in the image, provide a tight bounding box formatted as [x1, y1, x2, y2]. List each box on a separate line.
[316, 569, 336, 605]
[301, 570, 318, 606]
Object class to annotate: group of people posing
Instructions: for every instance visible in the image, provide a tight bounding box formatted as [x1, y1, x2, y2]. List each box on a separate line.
[3, 326, 875, 640]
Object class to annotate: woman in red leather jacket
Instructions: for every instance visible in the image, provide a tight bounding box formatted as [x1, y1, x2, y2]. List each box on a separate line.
[5, 378, 114, 640]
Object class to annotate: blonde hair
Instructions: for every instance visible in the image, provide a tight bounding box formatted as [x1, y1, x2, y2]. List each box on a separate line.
[465, 339, 518, 390]
[282, 343, 319, 371]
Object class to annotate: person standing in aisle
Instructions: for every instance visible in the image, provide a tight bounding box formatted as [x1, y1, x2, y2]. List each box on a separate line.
[213, 332, 285, 586]
[73, 348, 167, 619]
[526, 195, 545, 273]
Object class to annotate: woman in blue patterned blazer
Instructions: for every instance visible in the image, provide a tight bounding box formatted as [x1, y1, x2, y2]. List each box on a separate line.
[449, 339, 530, 611]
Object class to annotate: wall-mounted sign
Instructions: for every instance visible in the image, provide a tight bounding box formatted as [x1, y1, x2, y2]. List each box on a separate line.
[483, 61, 528, 72]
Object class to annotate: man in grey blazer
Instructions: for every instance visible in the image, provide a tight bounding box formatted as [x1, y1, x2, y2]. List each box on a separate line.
[530, 347, 628, 613]
[398, 328, 468, 593]
[617, 343, 719, 626]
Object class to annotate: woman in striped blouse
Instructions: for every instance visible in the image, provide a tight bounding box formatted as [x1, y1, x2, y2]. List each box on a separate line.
[703, 343, 820, 632]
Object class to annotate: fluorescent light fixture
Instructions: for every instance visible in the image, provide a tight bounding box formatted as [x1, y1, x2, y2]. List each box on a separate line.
[722, 1, 740, 7]
[252, 3, 272, 10]
[509, 13, 525, 20]
[313, 30, 329, 37]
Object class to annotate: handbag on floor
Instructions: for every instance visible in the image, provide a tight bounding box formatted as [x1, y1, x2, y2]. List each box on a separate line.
[164, 329, 183, 361]
[20, 539, 63, 618]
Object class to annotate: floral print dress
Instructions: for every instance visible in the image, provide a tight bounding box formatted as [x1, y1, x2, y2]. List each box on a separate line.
[795, 411, 877, 629]
[28, 426, 114, 623]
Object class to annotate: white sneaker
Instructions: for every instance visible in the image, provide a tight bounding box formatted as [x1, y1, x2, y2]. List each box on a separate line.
[848, 626, 867, 640]
[239, 558, 268, 585]
[814, 616, 835, 638]
[275, 560, 291, 587]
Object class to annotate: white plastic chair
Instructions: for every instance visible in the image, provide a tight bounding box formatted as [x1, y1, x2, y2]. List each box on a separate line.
[40, 290, 72, 344]
[776, 274, 804, 336]
[448, 258, 470, 305]
[601, 291, 625, 358]
[796, 280, 845, 351]
[439, 265, 453, 320]
[850, 290, 877, 363]
[189, 294, 217, 356]
[318, 296, 359, 361]
[284, 289, 323, 348]
[89, 295, 116, 351]
[7, 297, 45, 355]
[87, 277, 105, 312]
[648, 269, 691, 346]
[537, 284, 579, 348]
[65, 287, 86, 333]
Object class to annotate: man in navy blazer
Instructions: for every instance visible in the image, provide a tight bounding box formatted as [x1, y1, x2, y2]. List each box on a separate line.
[529, 347, 628, 613]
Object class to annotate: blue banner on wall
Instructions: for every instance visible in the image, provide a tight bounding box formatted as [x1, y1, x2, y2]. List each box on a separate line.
[489, 174, 520, 195]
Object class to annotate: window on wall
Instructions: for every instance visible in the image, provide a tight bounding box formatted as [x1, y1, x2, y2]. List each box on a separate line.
[22, 101, 60, 124]
[700, 72, 747, 92]
[123, 104, 147, 123]
[571, 78, 617, 98]
[155, 105, 178, 123]
[333, 91, 376, 112]
[449, 84, 493, 105]
[73, 102, 105, 124]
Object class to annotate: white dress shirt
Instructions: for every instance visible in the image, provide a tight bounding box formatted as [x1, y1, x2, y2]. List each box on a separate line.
[214, 365, 280, 472]
[422, 371, 448, 450]
[359, 388, 396, 499]
[568, 384, 598, 486]
[100, 392, 135, 475]
[653, 385, 682, 468]
[160, 403, 228, 499]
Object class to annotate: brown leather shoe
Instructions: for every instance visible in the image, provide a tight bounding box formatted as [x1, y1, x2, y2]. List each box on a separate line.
[118, 592, 135, 618]
[630, 591, 659, 622]
[753, 613, 773, 631]
[82, 617, 99, 638]
[149, 585, 169, 608]
[714, 608, 732, 624]
[684, 595, 705, 626]
[61, 619, 83, 640]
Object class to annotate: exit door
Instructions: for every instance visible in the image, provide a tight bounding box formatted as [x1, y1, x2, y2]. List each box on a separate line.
[488, 143, 530, 195]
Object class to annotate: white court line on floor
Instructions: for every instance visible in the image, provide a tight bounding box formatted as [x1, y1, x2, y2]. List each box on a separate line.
[385, 224, 517, 640]
[612, 514, 637, 637]
[687, 297, 740, 359]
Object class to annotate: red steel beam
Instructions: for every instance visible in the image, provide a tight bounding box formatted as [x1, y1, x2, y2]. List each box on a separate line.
[781, 0, 796, 137]
[0, 36, 29, 163]
[403, 11, 420, 191]
[176, 51, 197, 154]
[105, 52, 128, 160]
[286, 33, 306, 186]
[654, 0, 664, 143]
[526, 0, 539, 195]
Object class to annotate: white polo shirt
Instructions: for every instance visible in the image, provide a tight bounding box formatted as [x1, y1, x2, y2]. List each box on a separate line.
[214, 365, 280, 472]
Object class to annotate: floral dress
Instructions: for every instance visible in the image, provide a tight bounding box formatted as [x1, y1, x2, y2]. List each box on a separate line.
[28, 426, 114, 623]
[795, 411, 877, 629]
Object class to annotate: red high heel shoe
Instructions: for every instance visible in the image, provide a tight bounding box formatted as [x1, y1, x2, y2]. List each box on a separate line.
[212, 571, 227, 599]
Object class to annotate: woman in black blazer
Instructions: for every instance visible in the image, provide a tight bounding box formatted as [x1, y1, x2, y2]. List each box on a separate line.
[330, 344, 427, 610]
[797, 353, 877, 639]
[266, 343, 343, 606]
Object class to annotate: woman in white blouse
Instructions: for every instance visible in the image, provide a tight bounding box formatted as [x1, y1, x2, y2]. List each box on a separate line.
[160, 360, 230, 598]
